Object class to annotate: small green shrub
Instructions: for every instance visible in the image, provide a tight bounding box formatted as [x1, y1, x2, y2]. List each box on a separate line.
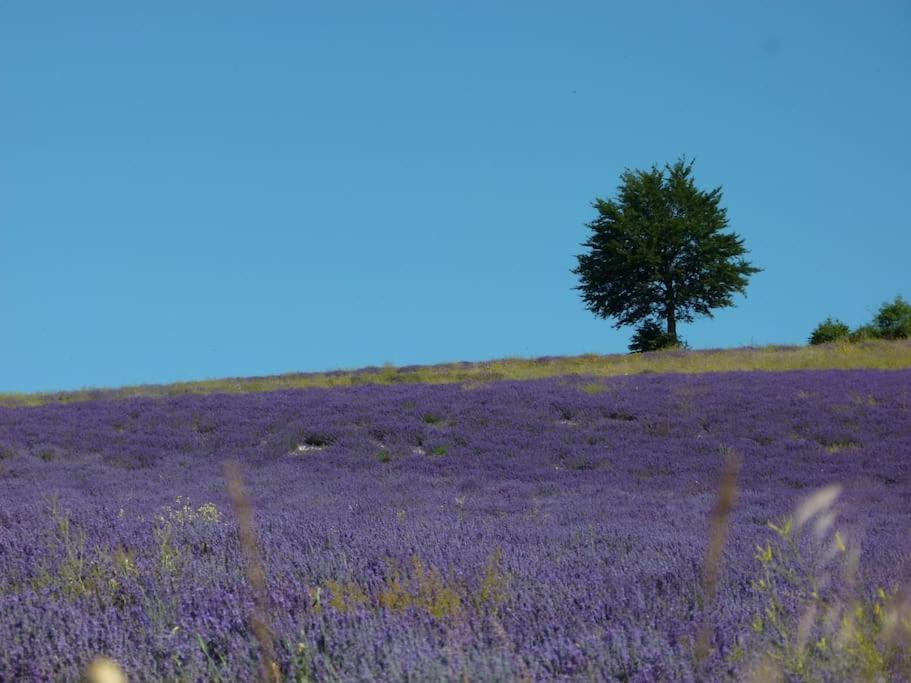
[379, 556, 463, 619]
[849, 324, 881, 342]
[873, 295, 911, 340]
[809, 318, 851, 345]
[324, 578, 370, 613]
[629, 320, 687, 353]
[473, 548, 510, 615]
[376, 450, 392, 463]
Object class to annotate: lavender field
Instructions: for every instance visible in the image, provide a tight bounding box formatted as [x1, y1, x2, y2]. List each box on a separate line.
[1, 369, 910, 681]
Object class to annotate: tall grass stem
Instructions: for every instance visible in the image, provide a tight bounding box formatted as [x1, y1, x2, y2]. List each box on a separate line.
[224, 460, 281, 683]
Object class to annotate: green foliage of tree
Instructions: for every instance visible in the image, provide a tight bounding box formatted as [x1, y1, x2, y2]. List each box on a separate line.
[872, 295, 911, 340]
[808, 318, 851, 345]
[573, 157, 759, 352]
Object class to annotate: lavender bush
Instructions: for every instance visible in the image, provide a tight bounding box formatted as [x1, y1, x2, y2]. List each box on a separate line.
[1, 370, 909, 681]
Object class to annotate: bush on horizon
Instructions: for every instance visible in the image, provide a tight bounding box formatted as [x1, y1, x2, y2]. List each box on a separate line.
[849, 324, 881, 343]
[873, 295, 911, 340]
[809, 318, 850, 345]
[810, 295, 910, 345]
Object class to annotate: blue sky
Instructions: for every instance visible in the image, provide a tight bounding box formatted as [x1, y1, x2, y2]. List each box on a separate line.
[2, 1, 909, 393]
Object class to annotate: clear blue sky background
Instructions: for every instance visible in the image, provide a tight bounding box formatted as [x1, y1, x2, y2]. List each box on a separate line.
[2, 2, 909, 393]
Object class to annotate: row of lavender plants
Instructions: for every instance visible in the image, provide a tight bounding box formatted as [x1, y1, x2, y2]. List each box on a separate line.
[1, 370, 909, 681]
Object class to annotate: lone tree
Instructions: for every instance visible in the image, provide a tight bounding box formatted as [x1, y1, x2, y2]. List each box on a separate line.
[574, 157, 759, 351]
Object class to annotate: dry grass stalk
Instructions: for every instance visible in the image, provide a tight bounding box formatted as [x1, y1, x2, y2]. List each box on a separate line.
[695, 449, 742, 669]
[224, 460, 281, 683]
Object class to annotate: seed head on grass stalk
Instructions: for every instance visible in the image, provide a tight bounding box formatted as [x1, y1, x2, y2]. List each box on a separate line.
[84, 656, 127, 683]
[746, 484, 911, 681]
[224, 460, 281, 683]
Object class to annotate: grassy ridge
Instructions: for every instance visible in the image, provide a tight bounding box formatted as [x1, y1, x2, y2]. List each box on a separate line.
[2, 339, 910, 408]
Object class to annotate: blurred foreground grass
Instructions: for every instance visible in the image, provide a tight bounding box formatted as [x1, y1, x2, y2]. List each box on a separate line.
[3, 339, 909, 408]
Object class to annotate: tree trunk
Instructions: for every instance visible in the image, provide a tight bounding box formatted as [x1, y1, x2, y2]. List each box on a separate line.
[665, 281, 677, 342]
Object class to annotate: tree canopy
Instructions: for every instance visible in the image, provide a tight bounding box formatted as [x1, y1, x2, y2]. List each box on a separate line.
[873, 295, 911, 340]
[574, 157, 759, 350]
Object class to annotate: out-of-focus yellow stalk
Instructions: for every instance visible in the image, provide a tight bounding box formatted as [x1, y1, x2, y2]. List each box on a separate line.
[85, 657, 128, 683]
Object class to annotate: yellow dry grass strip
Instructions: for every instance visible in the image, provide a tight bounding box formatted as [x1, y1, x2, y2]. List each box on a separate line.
[2, 340, 909, 408]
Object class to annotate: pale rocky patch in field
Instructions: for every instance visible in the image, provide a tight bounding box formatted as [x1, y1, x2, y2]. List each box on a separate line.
[291, 443, 325, 455]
